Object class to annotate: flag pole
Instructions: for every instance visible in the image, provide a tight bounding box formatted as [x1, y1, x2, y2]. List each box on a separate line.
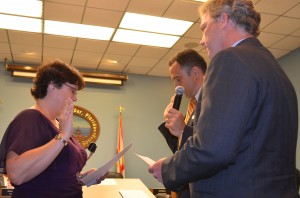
[116, 105, 125, 177]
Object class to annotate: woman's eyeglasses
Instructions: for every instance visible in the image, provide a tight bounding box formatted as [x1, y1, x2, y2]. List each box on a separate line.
[64, 83, 78, 95]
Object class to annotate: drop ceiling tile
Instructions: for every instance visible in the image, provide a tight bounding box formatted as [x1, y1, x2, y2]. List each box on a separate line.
[11, 44, 42, 58]
[271, 36, 300, 50]
[76, 39, 109, 53]
[8, 31, 42, 46]
[127, 0, 173, 16]
[172, 37, 203, 51]
[10, 43, 42, 64]
[44, 1, 84, 23]
[87, 0, 129, 11]
[13, 55, 42, 64]
[45, 0, 86, 6]
[184, 22, 202, 39]
[72, 50, 102, 63]
[148, 67, 170, 77]
[153, 59, 169, 69]
[268, 48, 291, 59]
[135, 46, 169, 59]
[258, 32, 286, 47]
[99, 53, 132, 71]
[106, 42, 140, 56]
[73, 62, 98, 70]
[284, 3, 300, 18]
[263, 17, 300, 35]
[83, 8, 123, 28]
[126, 66, 152, 75]
[44, 35, 76, 49]
[128, 57, 158, 68]
[148, 59, 170, 77]
[43, 47, 73, 62]
[164, 0, 201, 22]
[0, 42, 10, 54]
[260, 13, 278, 29]
[0, 30, 8, 42]
[255, 0, 299, 15]
[291, 29, 300, 37]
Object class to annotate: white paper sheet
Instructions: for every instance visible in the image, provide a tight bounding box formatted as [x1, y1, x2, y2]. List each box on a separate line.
[79, 143, 133, 187]
[98, 178, 117, 185]
[135, 153, 155, 166]
[119, 190, 149, 198]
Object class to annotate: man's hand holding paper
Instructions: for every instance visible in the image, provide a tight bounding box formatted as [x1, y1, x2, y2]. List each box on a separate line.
[148, 158, 165, 183]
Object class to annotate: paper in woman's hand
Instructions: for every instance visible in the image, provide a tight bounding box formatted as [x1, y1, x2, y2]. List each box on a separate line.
[79, 143, 133, 187]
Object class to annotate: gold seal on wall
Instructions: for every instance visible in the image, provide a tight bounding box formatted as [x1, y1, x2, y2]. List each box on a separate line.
[73, 105, 100, 149]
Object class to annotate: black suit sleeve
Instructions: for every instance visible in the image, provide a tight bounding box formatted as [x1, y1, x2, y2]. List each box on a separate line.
[158, 123, 194, 153]
[158, 123, 178, 153]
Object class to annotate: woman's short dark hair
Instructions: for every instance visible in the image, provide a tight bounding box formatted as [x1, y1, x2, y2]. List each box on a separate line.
[31, 59, 85, 100]
[169, 49, 207, 75]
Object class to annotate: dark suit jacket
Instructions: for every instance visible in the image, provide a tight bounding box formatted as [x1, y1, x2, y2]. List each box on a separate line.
[158, 110, 195, 198]
[161, 38, 299, 198]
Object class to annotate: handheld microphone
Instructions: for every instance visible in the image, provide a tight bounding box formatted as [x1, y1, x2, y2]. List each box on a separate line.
[173, 86, 185, 110]
[87, 142, 97, 160]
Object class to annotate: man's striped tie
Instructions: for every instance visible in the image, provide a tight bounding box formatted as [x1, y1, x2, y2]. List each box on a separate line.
[184, 97, 197, 124]
[178, 97, 197, 149]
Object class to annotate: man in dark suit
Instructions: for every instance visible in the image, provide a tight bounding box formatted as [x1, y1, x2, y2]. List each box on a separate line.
[158, 49, 207, 198]
[149, 0, 299, 197]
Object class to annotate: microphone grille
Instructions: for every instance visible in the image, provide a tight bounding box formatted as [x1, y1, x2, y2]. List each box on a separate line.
[175, 86, 185, 95]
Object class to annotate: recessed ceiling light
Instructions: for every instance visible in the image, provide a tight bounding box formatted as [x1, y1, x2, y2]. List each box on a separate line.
[0, 14, 42, 33]
[120, 12, 193, 36]
[0, 0, 42, 18]
[113, 29, 180, 48]
[23, 51, 36, 55]
[44, 20, 115, 41]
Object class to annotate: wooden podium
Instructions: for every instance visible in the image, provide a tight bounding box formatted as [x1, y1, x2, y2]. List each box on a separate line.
[83, 178, 156, 198]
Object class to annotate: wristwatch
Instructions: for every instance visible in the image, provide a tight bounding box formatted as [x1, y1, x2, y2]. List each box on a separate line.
[55, 133, 68, 146]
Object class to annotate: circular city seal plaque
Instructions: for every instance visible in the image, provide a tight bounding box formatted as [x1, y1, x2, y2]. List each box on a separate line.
[72, 105, 100, 149]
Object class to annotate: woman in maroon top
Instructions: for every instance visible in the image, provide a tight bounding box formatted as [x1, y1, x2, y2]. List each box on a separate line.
[0, 60, 100, 198]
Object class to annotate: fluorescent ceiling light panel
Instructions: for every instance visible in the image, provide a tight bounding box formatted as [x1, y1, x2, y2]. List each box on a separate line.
[113, 29, 180, 48]
[12, 71, 123, 85]
[0, 14, 42, 33]
[83, 77, 122, 85]
[0, 0, 42, 18]
[12, 71, 36, 78]
[44, 20, 115, 41]
[120, 12, 193, 36]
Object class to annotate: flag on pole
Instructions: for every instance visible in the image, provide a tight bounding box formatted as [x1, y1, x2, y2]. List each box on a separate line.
[116, 106, 125, 177]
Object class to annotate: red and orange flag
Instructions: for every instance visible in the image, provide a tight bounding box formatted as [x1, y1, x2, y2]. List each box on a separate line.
[116, 106, 125, 177]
